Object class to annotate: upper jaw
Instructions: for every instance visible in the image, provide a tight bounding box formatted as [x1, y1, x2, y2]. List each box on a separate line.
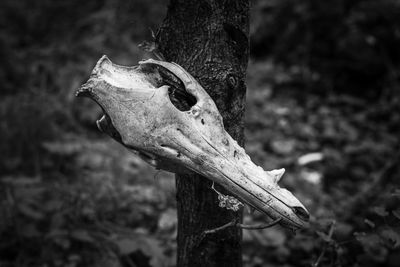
[76, 56, 310, 230]
[76, 79, 119, 139]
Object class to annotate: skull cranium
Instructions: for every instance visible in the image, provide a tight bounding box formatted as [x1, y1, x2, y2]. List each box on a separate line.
[76, 56, 310, 230]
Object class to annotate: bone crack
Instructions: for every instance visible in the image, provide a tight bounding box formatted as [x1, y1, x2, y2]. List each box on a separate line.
[203, 217, 282, 235]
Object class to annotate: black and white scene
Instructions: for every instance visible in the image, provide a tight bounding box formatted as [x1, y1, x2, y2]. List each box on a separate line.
[1, 0, 399, 266]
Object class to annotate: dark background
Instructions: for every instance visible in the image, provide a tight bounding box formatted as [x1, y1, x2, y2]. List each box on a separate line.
[0, 0, 399, 266]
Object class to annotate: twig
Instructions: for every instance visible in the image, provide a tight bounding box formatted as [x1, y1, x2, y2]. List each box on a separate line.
[204, 220, 237, 234]
[313, 220, 336, 267]
[204, 217, 282, 235]
[237, 218, 282, 230]
[193, 217, 282, 249]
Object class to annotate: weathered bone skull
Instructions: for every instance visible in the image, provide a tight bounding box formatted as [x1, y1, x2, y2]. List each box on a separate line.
[76, 56, 310, 230]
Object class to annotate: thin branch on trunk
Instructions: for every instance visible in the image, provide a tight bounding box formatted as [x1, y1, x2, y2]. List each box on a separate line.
[204, 217, 282, 235]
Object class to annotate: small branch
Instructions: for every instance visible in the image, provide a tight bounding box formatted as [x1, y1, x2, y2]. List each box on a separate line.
[204, 217, 282, 235]
[204, 220, 237, 234]
[313, 220, 336, 267]
[237, 218, 282, 230]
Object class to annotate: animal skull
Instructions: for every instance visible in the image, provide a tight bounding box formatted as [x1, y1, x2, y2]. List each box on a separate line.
[76, 56, 310, 230]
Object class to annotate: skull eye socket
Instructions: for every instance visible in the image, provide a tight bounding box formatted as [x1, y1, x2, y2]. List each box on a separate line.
[292, 206, 310, 222]
[167, 86, 197, 111]
[156, 66, 197, 111]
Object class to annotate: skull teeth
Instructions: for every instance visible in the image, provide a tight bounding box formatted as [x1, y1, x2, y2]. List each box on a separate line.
[96, 115, 106, 132]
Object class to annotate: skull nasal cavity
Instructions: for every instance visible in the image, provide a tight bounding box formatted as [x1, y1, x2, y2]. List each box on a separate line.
[292, 206, 310, 221]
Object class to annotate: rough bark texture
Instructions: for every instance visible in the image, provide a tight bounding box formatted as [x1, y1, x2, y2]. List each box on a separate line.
[157, 1, 249, 266]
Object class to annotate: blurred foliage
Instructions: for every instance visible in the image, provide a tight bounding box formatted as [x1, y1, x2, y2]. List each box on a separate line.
[251, 0, 400, 99]
[0, 0, 399, 266]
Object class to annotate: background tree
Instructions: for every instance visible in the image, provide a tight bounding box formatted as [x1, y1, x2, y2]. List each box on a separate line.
[156, 0, 249, 266]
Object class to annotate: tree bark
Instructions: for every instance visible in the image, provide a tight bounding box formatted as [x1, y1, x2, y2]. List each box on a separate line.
[157, 1, 249, 266]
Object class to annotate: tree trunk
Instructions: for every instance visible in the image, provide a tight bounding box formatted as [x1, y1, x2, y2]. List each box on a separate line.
[157, 1, 249, 266]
